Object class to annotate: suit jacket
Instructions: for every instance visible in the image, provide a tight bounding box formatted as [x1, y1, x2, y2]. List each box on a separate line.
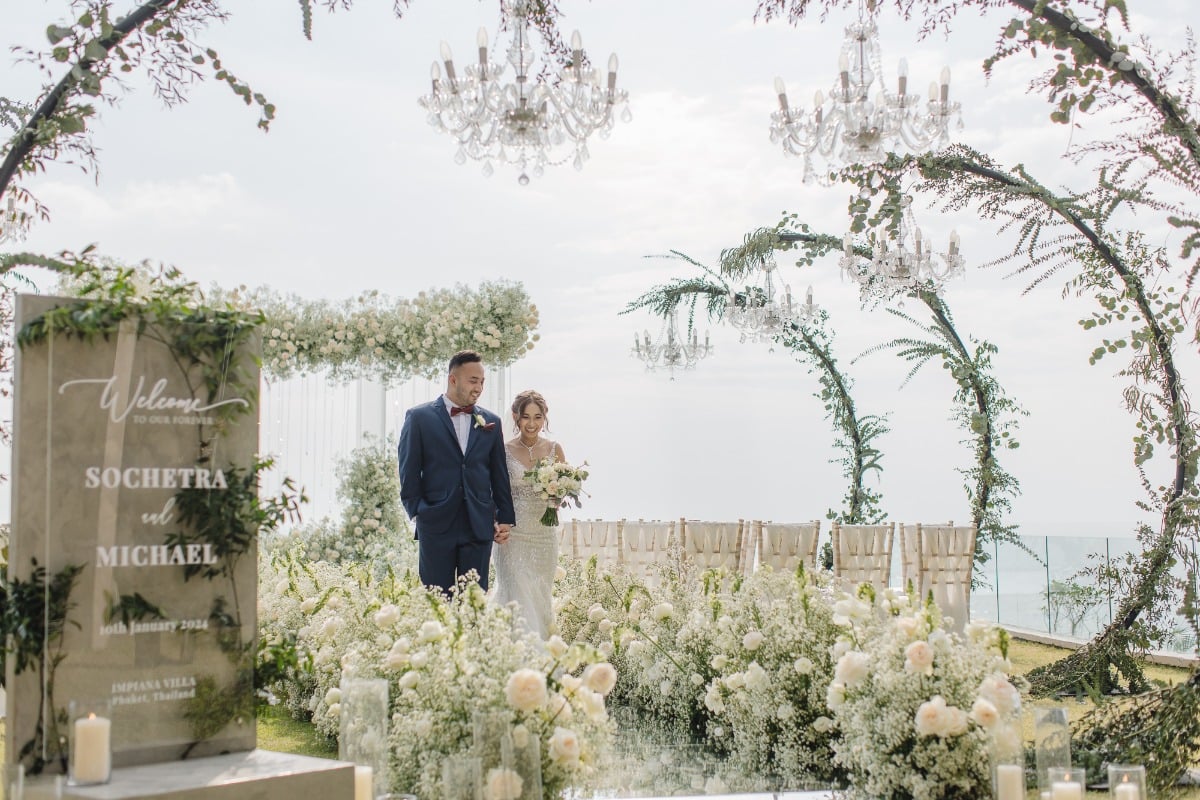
[397, 397, 515, 542]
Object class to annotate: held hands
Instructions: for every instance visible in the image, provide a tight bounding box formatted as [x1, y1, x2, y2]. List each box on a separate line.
[494, 522, 511, 544]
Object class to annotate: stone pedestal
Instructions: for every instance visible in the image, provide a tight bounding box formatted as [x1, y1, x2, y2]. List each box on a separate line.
[22, 750, 353, 800]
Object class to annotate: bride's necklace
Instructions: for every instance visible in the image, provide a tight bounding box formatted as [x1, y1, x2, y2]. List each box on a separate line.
[518, 436, 539, 462]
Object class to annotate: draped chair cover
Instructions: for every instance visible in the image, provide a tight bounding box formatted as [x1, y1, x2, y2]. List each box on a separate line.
[570, 518, 622, 569]
[619, 519, 677, 585]
[905, 522, 977, 634]
[756, 520, 821, 574]
[557, 522, 576, 557]
[831, 521, 895, 590]
[679, 519, 744, 573]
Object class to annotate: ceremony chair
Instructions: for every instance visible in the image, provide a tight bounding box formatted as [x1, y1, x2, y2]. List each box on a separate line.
[619, 519, 677, 585]
[901, 522, 977, 633]
[679, 518, 745, 574]
[831, 521, 895, 590]
[570, 518, 622, 569]
[756, 520, 821, 574]
[556, 523, 575, 556]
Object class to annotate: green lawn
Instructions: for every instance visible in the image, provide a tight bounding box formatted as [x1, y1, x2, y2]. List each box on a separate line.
[256, 703, 337, 758]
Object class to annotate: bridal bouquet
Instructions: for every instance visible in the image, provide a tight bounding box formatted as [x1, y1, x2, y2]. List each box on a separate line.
[524, 458, 589, 526]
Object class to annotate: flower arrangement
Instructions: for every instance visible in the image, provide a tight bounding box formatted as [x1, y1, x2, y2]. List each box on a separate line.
[262, 439, 416, 574]
[827, 586, 1022, 800]
[258, 554, 614, 798]
[697, 564, 843, 784]
[219, 281, 539, 382]
[524, 458, 589, 526]
[373, 581, 615, 800]
[260, 522, 1028, 798]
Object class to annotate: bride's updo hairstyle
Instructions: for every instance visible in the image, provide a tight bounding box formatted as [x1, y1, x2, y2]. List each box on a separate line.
[511, 389, 550, 432]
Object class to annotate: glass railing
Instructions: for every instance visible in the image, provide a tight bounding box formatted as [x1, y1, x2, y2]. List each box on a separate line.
[968, 534, 1198, 655]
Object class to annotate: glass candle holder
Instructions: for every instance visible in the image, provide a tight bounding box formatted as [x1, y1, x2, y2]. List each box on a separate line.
[68, 699, 112, 786]
[1047, 767, 1085, 800]
[340, 677, 389, 797]
[1034, 707, 1070, 797]
[442, 753, 482, 800]
[1108, 765, 1146, 800]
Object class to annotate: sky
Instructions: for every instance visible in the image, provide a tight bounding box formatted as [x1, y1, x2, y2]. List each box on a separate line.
[3, 0, 1198, 539]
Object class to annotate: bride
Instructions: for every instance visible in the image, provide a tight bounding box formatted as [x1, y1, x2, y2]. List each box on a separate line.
[492, 389, 564, 639]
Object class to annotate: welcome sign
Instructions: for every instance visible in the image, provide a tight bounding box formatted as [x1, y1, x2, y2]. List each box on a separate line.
[7, 294, 261, 772]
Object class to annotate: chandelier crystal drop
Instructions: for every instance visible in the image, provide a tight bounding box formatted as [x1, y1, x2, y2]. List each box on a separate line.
[839, 195, 964, 296]
[726, 261, 818, 343]
[0, 196, 30, 244]
[631, 309, 712, 378]
[418, 0, 631, 184]
[768, 0, 963, 183]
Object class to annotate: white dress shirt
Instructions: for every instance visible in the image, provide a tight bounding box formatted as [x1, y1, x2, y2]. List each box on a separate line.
[442, 394, 471, 453]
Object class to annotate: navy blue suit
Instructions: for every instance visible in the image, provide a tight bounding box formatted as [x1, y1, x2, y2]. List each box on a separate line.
[397, 397, 515, 592]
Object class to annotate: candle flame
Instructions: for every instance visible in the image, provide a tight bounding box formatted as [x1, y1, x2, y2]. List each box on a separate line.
[88, 713, 96, 720]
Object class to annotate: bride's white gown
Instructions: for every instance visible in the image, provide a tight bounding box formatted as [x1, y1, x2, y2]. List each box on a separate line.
[492, 447, 558, 638]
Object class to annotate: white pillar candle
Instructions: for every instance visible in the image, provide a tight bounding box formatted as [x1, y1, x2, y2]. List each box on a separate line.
[1051, 780, 1083, 800]
[995, 764, 1024, 800]
[1114, 782, 1139, 800]
[354, 765, 373, 800]
[73, 713, 111, 783]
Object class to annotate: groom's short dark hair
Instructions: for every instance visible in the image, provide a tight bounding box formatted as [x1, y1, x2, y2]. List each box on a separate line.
[448, 350, 483, 372]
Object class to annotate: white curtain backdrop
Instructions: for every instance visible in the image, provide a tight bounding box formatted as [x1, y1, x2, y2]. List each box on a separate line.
[259, 366, 511, 524]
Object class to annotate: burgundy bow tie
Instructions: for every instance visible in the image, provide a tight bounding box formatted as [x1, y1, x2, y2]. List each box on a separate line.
[450, 405, 475, 416]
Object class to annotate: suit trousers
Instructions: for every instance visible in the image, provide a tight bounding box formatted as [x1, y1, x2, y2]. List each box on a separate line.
[418, 501, 493, 593]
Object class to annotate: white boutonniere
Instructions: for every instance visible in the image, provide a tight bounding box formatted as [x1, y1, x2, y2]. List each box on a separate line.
[474, 413, 496, 431]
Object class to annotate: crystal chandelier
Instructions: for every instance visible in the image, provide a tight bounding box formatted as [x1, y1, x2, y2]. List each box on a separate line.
[839, 195, 964, 295]
[768, 0, 962, 183]
[726, 260, 818, 343]
[0, 195, 30, 244]
[631, 309, 712, 378]
[418, 0, 631, 184]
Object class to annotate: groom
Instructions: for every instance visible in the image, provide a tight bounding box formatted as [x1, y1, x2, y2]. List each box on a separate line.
[397, 350, 515, 593]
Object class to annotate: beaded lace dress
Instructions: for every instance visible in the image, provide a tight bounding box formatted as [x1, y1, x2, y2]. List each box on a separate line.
[492, 444, 559, 639]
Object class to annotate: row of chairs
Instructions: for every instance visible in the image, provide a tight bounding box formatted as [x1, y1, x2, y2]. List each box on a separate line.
[561, 518, 977, 632]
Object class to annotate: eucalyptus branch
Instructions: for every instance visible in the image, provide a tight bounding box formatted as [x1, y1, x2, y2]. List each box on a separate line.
[0, 0, 177, 201]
